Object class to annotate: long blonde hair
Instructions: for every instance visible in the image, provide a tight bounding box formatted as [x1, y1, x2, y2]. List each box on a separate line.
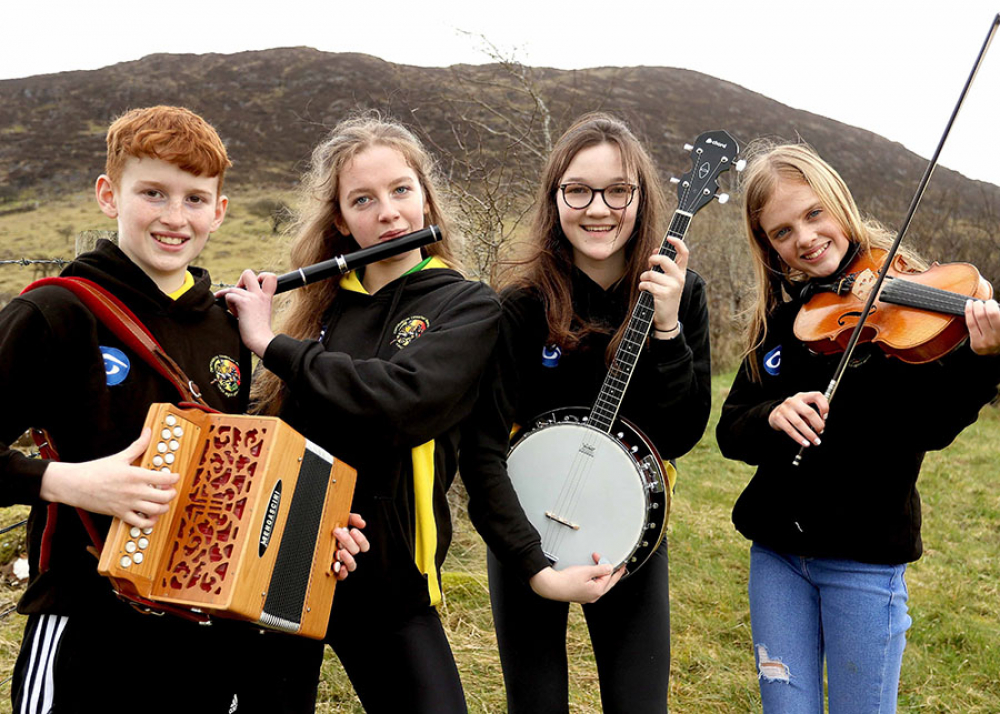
[739, 141, 925, 380]
[252, 115, 461, 413]
[497, 112, 668, 361]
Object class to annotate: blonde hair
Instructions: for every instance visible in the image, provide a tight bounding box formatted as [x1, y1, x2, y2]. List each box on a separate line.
[739, 141, 925, 380]
[252, 114, 461, 413]
[497, 112, 668, 361]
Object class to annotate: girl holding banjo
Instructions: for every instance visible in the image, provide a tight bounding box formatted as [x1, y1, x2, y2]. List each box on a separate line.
[716, 142, 1000, 712]
[466, 112, 712, 713]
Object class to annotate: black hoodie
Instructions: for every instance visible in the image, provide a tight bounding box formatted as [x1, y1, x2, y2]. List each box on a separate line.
[459, 266, 713, 581]
[717, 297, 1000, 564]
[0, 240, 250, 614]
[263, 259, 505, 620]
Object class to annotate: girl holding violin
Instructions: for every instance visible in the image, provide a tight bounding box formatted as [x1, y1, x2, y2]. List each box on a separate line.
[468, 113, 712, 713]
[716, 142, 1000, 713]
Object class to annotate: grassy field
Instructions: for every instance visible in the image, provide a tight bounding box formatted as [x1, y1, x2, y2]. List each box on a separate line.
[1, 196, 998, 711]
[0, 376, 997, 713]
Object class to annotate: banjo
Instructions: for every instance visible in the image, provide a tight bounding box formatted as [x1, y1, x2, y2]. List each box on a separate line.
[507, 131, 741, 573]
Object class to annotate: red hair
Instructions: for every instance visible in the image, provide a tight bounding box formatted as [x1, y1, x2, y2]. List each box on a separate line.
[105, 106, 231, 189]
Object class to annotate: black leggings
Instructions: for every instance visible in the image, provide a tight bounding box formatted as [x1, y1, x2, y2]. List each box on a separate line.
[488, 539, 671, 714]
[327, 605, 467, 713]
[265, 605, 468, 713]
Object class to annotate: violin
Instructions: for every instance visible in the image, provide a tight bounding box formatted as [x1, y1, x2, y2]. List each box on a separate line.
[793, 248, 993, 364]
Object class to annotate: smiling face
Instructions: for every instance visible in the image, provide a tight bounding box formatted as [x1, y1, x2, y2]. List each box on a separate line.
[96, 157, 227, 293]
[556, 142, 638, 283]
[758, 179, 852, 279]
[335, 144, 428, 267]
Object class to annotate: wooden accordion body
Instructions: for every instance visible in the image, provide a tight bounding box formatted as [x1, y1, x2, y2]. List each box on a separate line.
[98, 403, 356, 639]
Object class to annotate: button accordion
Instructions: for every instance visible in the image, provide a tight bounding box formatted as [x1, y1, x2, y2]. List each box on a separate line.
[98, 403, 356, 639]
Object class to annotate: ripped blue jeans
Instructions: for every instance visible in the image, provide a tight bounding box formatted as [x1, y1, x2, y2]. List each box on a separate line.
[748, 543, 911, 714]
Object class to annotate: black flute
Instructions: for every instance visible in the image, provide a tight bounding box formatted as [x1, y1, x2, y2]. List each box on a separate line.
[274, 225, 442, 294]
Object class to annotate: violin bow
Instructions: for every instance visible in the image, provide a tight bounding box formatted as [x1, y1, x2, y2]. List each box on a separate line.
[794, 13, 1000, 467]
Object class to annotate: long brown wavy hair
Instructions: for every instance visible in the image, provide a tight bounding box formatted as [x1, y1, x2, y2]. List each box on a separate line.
[497, 112, 668, 361]
[252, 114, 461, 414]
[739, 141, 926, 380]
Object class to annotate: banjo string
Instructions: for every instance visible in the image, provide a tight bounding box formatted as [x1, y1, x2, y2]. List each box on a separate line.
[550, 426, 606, 559]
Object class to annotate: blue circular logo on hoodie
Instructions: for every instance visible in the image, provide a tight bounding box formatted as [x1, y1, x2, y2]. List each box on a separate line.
[541, 345, 562, 368]
[101, 346, 131, 386]
[763, 345, 782, 377]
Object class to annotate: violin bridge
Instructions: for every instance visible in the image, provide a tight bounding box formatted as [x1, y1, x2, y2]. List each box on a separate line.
[545, 512, 581, 530]
[851, 268, 878, 301]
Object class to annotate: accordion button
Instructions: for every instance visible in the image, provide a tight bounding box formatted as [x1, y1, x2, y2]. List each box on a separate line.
[157, 442, 167, 454]
[129, 527, 141, 538]
[166, 415, 177, 426]
[153, 456, 164, 467]
[134, 553, 144, 564]
[169, 440, 180, 451]
[173, 427, 184, 438]
[161, 429, 171, 440]
[142, 527, 153, 535]
[120, 555, 132, 568]
[138, 538, 149, 549]
[161, 468, 171, 474]
[165, 453, 175, 465]
[125, 541, 137, 553]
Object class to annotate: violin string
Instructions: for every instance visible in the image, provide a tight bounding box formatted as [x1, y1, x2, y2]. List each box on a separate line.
[881, 278, 974, 316]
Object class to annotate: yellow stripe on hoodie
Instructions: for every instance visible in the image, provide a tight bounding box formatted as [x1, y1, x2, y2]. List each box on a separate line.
[411, 440, 441, 605]
[339, 255, 451, 606]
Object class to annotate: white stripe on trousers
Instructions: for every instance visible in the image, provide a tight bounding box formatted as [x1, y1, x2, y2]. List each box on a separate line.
[20, 614, 68, 714]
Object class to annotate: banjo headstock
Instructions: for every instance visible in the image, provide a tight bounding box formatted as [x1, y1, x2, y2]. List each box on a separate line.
[673, 130, 742, 216]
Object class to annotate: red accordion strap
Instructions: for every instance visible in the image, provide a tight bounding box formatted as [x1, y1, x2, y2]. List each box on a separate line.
[20, 277, 210, 574]
[23, 277, 208, 405]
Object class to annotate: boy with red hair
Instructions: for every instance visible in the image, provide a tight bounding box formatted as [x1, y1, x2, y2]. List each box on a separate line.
[0, 106, 361, 713]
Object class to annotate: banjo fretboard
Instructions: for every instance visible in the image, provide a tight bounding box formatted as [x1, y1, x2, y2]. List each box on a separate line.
[588, 211, 692, 433]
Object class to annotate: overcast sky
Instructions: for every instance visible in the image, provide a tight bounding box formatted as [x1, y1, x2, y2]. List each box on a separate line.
[3, 2, 999, 186]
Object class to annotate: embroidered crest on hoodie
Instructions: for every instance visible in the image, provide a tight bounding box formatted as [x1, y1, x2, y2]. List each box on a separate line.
[392, 316, 430, 349]
[209, 355, 242, 396]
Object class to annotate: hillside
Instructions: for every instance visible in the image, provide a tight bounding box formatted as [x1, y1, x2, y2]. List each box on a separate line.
[1, 48, 997, 213]
[2, 48, 998, 368]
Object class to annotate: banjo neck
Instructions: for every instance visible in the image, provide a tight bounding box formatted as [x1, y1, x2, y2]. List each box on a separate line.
[588, 210, 692, 433]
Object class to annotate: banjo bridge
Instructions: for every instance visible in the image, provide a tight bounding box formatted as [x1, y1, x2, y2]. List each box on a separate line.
[545, 512, 581, 530]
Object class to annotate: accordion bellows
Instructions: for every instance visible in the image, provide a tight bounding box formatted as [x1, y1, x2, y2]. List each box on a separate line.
[98, 403, 356, 639]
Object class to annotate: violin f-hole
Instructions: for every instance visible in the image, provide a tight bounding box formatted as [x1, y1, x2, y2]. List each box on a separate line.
[837, 305, 876, 327]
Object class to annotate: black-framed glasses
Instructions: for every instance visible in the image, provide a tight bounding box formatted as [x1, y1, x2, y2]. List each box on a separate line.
[559, 182, 638, 210]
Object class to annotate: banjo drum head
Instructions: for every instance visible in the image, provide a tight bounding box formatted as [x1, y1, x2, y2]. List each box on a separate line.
[507, 422, 647, 570]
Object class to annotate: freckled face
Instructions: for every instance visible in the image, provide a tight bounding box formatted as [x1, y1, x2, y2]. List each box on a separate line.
[96, 157, 226, 293]
[336, 145, 428, 265]
[759, 179, 851, 279]
[557, 142, 638, 278]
